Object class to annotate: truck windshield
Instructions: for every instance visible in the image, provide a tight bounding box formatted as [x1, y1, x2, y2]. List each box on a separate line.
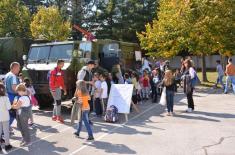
[28, 46, 50, 63]
[102, 43, 119, 57]
[49, 44, 73, 62]
[79, 42, 92, 58]
[28, 44, 73, 63]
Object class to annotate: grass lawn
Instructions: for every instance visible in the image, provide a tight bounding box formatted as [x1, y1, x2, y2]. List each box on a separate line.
[197, 71, 223, 87]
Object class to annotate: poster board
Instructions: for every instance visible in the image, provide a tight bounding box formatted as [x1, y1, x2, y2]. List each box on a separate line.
[107, 84, 134, 114]
[135, 51, 142, 61]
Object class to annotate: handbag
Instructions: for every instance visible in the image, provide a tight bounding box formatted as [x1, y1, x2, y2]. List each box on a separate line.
[159, 87, 166, 106]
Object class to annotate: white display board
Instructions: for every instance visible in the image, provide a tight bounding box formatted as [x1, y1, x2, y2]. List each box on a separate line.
[135, 51, 142, 61]
[107, 84, 134, 114]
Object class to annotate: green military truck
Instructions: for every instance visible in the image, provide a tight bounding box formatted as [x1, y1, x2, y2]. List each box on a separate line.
[22, 39, 140, 107]
[0, 37, 34, 72]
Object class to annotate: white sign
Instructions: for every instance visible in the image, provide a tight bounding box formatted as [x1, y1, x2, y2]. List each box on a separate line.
[107, 84, 134, 114]
[135, 51, 142, 61]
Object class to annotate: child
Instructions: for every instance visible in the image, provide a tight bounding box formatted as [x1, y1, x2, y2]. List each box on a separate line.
[124, 73, 132, 84]
[100, 74, 108, 114]
[150, 69, 160, 103]
[74, 80, 94, 140]
[142, 70, 150, 100]
[162, 70, 176, 116]
[174, 69, 182, 91]
[93, 73, 102, 116]
[215, 60, 225, 89]
[24, 78, 37, 127]
[0, 83, 13, 151]
[12, 83, 31, 146]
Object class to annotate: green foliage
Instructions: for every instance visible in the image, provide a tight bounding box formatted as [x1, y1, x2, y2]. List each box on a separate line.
[0, 0, 31, 38]
[85, 0, 158, 42]
[30, 6, 71, 41]
[138, 0, 235, 58]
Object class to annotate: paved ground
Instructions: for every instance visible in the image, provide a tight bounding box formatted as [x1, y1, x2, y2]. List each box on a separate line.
[2, 87, 235, 155]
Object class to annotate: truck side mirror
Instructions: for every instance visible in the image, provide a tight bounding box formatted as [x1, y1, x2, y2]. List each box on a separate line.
[22, 55, 27, 61]
[73, 50, 82, 58]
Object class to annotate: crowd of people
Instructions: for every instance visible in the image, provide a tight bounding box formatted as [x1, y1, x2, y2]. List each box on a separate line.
[0, 56, 235, 151]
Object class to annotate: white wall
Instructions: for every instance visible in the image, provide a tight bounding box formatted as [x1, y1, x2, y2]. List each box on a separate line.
[157, 55, 235, 69]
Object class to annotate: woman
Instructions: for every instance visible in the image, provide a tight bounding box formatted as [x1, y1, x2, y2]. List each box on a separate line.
[161, 70, 176, 116]
[183, 59, 196, 112]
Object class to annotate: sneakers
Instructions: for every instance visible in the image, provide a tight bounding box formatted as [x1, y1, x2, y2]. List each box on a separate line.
[186, 108, 193, 113]
[57, 116, 64, 124]
[5, 144, 13, 151]
[29, 123, 36, 128]
[87, 136, 94, 141]
[52, 116, 57, 121]
[20, 141, 30, 147]
[74, 132, 80, 137]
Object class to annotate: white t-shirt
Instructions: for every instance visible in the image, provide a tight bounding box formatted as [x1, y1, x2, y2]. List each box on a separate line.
[18, 96, 31, 107]
[101, 81, 108, 99]
[94, 80, 101, 98]
[0, 96, 11, 122]
[26, 86, 36, 96]
[16, 96, 31, 115]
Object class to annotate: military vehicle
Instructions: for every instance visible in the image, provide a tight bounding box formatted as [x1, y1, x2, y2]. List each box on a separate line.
[23, 39, 140, 107]
[0, 37, 34, 70]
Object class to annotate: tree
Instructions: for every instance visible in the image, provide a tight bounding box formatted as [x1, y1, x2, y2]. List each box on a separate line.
[84, 0, 158, 42]
[138, 0, 235, 82]
[0, 0, 31, 38]
[30, 6, 71, 41]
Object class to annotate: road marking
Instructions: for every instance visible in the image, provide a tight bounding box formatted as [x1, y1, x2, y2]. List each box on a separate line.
[69, 103, 159, 155]
[7, 126, 73, 154]
[8, 116, 96, 154]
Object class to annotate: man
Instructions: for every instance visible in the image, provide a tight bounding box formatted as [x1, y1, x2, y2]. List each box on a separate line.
[49, 59, 67, 123]
[5, 62, 21, 125]
[214, 60, 225, 89]
[224, 58, 235, 94]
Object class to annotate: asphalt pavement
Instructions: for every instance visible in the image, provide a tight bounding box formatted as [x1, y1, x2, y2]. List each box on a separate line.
[2, 87, 235, 155]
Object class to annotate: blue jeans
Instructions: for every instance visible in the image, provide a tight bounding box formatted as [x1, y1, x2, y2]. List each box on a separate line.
[224, 76, 235, 93]
[7, 93, 17, 125]
[166, 90, 174, 112]
[216, 75, 225, 89]
[76, 110, 93, 137]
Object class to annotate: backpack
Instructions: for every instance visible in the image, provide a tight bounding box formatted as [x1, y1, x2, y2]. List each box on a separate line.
[104, 105, 119, 123]
[191, 73, 201, 87]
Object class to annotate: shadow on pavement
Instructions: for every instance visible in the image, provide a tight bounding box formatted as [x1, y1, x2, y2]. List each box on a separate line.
[8, 141, 68, 155]
[173, 114, 220, 122]
[86, 141, 137, 154]
[193, 111, 235, 119]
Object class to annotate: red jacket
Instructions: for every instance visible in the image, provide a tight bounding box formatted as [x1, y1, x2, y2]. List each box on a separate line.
[49, 67, 65, 91]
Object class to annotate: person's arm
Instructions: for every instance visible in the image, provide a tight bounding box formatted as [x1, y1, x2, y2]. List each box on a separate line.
[225, 65, 229, 75]
[100, 83, 104, 99]
[77, 70, 86, 80]
[31, 86, 36, 95]
[12, 100, 22, 109]
[189, 67, 195, 79]
[11, 76, 18, 93]
[61, 75, 67, 95]
[5, 97, 12, 110]
[49, 71, 56, 92]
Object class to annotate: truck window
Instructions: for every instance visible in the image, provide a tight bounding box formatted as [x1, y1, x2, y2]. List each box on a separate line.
[102, 43, 119, 57]
[79, 42, 92, 58]
[28, 46, 50, 63]
[49, 44, 73, 62]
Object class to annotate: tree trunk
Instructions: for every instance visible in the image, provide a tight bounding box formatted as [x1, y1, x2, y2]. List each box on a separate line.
[201, 54, 208, 82]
